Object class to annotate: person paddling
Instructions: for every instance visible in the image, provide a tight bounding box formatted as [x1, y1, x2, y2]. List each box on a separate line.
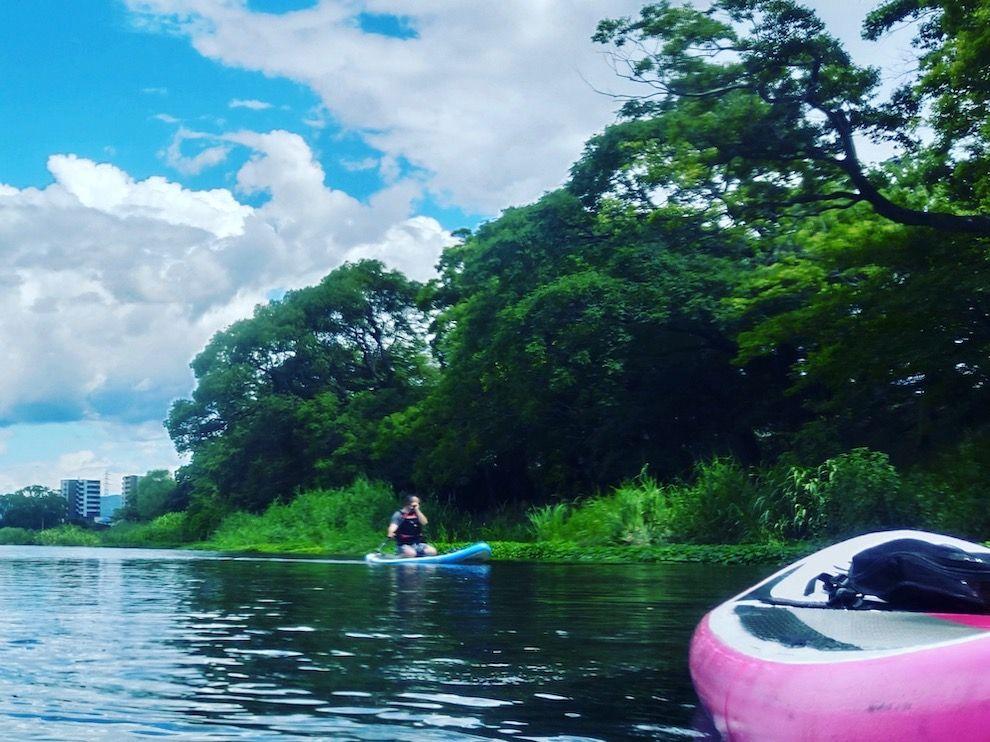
[387, 495, 438, 558]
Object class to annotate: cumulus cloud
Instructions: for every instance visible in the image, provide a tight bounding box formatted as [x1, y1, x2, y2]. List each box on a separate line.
[124, 0, 646, 213]
[0, 132, 451, 428]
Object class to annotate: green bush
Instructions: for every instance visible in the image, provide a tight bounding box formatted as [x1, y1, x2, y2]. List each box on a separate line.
[181, 493, 231, 542]
[102, 512, 190, 547]
[760, 449, 913, 540]
[567, 475, 668, 546]
[0, 527, 36, 545]
[206, 478, 397, 553]
[35, 525, 101, 547]
[813, 448, 911, 536]
[910, 438, 990, 539]
[665, 458, 764, 543]
[428, 499, 534, 543]
[525, 472, 669, 546]
[527, 503, 571, 541]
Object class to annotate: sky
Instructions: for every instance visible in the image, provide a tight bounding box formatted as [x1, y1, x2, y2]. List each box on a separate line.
[0, 1, 916, 494]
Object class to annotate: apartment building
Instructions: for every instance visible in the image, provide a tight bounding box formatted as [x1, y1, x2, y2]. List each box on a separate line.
[60, 479, 101, 522]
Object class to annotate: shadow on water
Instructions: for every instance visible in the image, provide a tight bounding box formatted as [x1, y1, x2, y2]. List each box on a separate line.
[0, 546, 764, 739]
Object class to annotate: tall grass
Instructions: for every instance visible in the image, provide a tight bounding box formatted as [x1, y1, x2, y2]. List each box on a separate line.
[102, 512, 189, 547]
[429, 499, 534, 543]
[525, 449, 939, 546]
[205, 478, 397, 554]
[0, 528, 35, 545]
[35, 525, 101, 547]
[527, 472, 668, 546]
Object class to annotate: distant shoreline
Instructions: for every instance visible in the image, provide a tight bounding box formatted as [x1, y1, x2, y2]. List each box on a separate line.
[0, 526, 815, 565]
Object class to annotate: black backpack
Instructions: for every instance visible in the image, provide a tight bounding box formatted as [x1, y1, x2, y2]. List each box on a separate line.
[806, 538, 990, 613]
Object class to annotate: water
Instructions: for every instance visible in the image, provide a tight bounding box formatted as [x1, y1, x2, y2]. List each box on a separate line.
[0, 546, 765, 740]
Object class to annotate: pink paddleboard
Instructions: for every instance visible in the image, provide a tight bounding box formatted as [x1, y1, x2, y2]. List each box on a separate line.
[690, 530, 990, 741]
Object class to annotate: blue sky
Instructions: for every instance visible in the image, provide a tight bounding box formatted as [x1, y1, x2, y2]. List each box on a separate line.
[1, 1, 470, 222]
[0, 0, 915, 493]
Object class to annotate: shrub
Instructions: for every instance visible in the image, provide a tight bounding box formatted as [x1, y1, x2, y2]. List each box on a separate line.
[207, 478, 397, 553]
[422, 499, 533, 543]
[36, 525, 101, 547]
[665, 458, 764, 543]
[527, 503, 571, 542]
[567, 475, 668, 546]
[102, 512, 190, 547]
[0, 527, 36, 545]
[910, 438, 990, 539]
[813, 448, 910, 536]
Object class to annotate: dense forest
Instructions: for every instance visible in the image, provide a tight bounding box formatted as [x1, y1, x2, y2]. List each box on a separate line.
[127, 0, 990, 547]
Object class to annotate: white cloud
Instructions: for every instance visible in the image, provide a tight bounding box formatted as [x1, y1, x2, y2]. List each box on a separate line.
[48, 153, 249, 238]
[0, 421, 184, 492]
[125, 1, 922, 214]
[162, 127, 233, 176]
[125, 0, 647, 213]
[0, 133, 451, 432]
[229, 98, 273, 110]
[340, 156, 378, 172]
[344, 216, 455, 282]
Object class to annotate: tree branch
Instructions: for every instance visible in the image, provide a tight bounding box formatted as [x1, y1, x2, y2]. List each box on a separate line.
[824, 108, 990, 236]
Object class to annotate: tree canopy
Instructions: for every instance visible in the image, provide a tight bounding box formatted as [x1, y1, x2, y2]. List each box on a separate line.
[167, 260, 432, 512]
[161, 1, 990, 531]
[0, 486, 66, 530]
[579, 0, 990, 234]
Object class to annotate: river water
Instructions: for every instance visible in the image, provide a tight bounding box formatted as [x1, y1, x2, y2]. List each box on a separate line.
[0, 546, 765, 740]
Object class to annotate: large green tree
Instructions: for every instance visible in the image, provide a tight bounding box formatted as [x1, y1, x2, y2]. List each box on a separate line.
[0, 486, 66, 530]
[118, 470, 182, 522]
[733, 178, 990, 463]
[397, 191, 797, 504]
[579, 0, 990, 234]
[167, 260, 432, 511]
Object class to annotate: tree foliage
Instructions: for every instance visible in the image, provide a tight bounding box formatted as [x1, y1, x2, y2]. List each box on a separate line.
[0, 486, 66, 530]
[118, 470, 183, 522]
[167, 260, 432, 511]
[397, 191, 797, 503]
[162, 1, 990, 542]
[580, 0, 990, 234]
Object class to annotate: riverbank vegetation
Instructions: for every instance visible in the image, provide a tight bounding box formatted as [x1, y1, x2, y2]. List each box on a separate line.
[7, 1, 990, 561]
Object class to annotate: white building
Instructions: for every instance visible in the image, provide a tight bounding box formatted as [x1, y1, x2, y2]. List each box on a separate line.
[60, 479, 101, 521]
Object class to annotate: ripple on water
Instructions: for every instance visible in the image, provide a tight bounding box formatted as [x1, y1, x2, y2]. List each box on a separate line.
[0, 546, 744, 740]
[398, 692, 517, 709]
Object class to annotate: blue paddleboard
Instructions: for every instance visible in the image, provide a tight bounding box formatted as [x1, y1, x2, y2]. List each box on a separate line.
[365, 541, 491, 565]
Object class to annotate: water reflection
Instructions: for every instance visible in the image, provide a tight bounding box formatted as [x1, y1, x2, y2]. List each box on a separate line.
[0, 546, 760, 739]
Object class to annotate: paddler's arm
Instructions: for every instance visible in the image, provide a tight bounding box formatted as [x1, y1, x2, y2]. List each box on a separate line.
[387, 510, 401, 539]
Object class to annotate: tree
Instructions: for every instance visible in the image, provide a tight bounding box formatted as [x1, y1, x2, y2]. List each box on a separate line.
[397, 190, 797, 504]
[117, 470, 182, 522]
[0, 486, 66, 529]
[166, 260, 433, 511]
[733, 185, 990, 462]
[579, 0, 990, 234]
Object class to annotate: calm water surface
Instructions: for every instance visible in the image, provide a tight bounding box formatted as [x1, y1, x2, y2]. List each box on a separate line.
[0, 546, 765, 740]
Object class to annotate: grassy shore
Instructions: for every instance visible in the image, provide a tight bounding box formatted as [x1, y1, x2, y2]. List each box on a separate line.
[0, 523, 817, 565]
[0, 474, 914, 565]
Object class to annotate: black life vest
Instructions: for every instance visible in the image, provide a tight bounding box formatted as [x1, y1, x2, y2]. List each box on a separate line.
[395, 510, 422, 544]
